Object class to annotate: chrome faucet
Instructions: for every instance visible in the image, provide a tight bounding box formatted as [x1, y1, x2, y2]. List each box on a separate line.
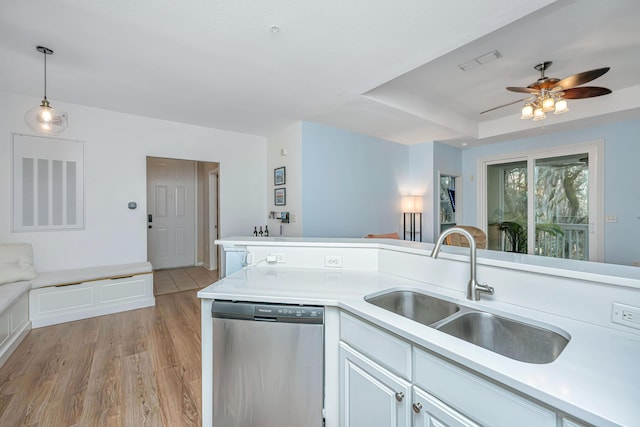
[430, 227, 494, 301]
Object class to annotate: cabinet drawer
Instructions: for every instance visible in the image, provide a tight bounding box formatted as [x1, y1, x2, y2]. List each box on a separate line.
[413, 348, 555, 427]
[340, 311, 411, 379]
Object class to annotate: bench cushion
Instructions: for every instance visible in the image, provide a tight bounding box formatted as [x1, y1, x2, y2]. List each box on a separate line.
[0, 243, 38, 286]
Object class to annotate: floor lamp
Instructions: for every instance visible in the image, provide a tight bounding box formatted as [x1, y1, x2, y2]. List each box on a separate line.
[402, 196, 423, 241]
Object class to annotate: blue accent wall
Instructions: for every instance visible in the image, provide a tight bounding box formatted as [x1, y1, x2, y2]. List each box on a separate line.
[301, 122, 409, 237]
[461, 119, 640, 265]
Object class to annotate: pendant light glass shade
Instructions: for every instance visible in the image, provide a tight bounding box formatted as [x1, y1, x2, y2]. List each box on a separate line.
[520, 104, 534, 119]
[554, 99, 569, 114]
[25, 46, 66, 134]
[25, 99, 67, 134]
[541, 96, 555, 112]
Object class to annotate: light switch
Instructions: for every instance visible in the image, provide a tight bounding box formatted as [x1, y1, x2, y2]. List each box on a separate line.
[605, 215, 617, 223]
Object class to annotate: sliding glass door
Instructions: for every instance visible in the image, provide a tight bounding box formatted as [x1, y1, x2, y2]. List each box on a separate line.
[480, 142, 603, 261]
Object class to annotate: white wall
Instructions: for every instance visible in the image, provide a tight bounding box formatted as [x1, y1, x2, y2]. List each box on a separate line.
[407, 142, 434, 242]
[266, 122, 303, 236]
[0, 91, 266, 271]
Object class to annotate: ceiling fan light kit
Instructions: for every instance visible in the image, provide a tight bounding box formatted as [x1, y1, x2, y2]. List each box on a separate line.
[484, 61, 611, 122]
[25, 46, 67, 134]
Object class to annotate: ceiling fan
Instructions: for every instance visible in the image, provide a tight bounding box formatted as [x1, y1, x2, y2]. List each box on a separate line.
[481, 61, 612, 121]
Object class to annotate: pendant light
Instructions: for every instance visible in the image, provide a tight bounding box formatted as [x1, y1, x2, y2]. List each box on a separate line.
[24, 46, 67, 134]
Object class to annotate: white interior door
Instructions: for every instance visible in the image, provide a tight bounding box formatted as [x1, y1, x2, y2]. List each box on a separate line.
[147, 157, 196, 269]
[208, 170, 219, 270]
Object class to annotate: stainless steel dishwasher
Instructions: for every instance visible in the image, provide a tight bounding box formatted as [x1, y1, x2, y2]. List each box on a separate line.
[211, 300, 324, 427]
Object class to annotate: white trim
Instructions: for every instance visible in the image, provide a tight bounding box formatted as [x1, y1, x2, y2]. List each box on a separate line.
[477, 140, 604, 261]
[11, 133, 86, 232]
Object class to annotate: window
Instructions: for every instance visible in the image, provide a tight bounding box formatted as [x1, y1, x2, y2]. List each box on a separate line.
[12, 133, 85, 231]
[478, 141, 603, 261]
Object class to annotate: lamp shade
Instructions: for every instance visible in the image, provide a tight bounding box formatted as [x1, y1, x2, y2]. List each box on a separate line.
[402, 196, 423, 213]
[541, 96, 555, 112]
[554, 99, 569, 114]
[533, 107, 546, 121]
[520, 104, 534, 119]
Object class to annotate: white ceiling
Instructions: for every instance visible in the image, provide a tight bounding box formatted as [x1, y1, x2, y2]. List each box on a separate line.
[1, 0, 639, 147]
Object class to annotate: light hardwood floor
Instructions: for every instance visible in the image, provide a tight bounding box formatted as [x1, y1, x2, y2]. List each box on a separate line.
[0, 289, 203, 426]
[153, 266, 219, 295]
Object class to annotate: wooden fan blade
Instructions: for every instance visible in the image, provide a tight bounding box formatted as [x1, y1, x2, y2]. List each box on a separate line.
[556, 67, 610, 90]
[480, 97, 530, 114]
[561, 86, 612, 99]
[506, 86, 540, 94]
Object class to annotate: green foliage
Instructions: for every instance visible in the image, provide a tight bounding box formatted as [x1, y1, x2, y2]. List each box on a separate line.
[496, 221, 527, 253]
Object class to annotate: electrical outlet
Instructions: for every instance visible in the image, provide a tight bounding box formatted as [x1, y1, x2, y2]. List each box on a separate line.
[268, 253, 285, 263]
[325, 255, 343, 268]
[612, 302, 640, 329]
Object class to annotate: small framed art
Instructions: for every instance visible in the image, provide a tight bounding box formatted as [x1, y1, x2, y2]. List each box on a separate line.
[274, 188, 286, 206]
[274, 166, 286, 186]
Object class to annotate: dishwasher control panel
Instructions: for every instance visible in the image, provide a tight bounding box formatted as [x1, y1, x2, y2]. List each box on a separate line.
[212, 300, 324, 324]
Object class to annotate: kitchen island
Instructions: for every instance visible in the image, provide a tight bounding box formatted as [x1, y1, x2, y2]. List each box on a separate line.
[198, 237, 640, 427]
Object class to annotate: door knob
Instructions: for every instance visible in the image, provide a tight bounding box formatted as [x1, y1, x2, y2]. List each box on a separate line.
[395, 392, 404, 402]
[412, 402, 423, 413]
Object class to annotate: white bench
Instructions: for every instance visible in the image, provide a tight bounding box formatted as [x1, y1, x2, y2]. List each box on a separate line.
[0, 261, 154, 366]
[29, 262, 154, 328]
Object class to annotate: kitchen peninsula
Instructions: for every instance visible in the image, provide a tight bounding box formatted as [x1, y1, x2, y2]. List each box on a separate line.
[198, 237, 640, 427]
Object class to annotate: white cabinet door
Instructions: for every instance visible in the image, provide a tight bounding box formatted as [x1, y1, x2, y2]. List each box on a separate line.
[412, 386, 480, 427]
[340, 342, 411, 427]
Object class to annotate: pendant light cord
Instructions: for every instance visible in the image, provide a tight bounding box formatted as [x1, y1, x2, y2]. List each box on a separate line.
[43, 48, 47, 101]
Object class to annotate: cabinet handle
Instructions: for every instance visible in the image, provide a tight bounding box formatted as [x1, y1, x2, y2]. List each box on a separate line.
[395, 392, 405, 402]
[412, 402, 423, 413]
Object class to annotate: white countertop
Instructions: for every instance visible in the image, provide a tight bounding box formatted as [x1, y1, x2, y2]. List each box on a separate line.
[199, 266, 640, 427]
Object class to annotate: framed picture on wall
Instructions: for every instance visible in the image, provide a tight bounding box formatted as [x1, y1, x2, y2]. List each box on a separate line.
[275, 188, 286, 206]
[274, 166, 286, 186]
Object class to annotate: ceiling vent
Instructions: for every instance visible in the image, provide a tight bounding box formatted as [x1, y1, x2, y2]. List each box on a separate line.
[458, 50, 502, 71]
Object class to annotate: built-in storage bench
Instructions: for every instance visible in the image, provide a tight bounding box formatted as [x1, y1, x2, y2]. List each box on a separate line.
[0, 283, 31, 366]
[29, 262, 155, 328]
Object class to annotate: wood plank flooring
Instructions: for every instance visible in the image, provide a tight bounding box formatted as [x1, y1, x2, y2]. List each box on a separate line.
[153, 266, 219, 295]
[0, 289, 203, 427]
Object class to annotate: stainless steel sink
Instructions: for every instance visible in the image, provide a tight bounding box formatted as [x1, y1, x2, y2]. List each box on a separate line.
[436, 311, 570, 364]
[365, 290, 460, 326]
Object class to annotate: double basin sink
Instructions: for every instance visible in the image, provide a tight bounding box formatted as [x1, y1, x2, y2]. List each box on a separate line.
[365, 290, 570, 364]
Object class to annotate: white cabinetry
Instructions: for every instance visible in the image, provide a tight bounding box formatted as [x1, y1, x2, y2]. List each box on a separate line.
[339, 342, 411, 427]
[413, 348, 556, 427]
[338, 310, 589, 427]
[412, 385, 480, 427]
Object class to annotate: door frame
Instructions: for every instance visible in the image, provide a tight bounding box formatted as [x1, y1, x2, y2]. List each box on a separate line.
[476, 140, 604, 261]
[208, 168, 219, 270]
